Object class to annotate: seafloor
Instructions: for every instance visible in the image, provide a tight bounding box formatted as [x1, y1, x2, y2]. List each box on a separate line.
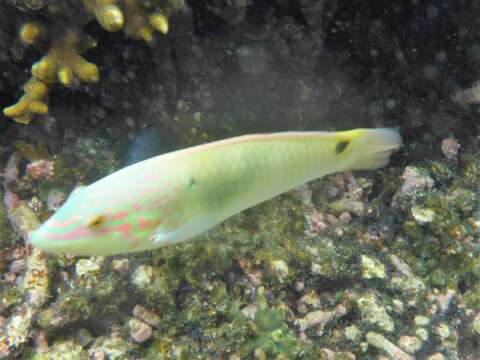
[0, 0, 479, 359]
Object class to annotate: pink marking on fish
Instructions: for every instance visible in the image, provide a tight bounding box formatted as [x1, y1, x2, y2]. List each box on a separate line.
[132, 204, 142, 211]
[146, 174, 158, 182]
[110, 210, 128, 221]
[49, 226, 95, 241]
[49, 216, 81, 228]
[110, 223, 141, 244]
[113, 223, 130, 234]
[137, 217, 151, 230]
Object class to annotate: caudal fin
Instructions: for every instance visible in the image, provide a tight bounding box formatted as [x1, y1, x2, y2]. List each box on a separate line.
[348, 128, 402, 170]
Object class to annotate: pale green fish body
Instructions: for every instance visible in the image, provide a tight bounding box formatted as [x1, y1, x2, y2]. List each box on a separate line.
[30, 128, 401, 256]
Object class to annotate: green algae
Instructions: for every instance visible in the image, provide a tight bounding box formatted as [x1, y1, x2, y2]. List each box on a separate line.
[242, 287, 320, 359]
[37, 291, 93, 332]
[0, 192, 15, 249]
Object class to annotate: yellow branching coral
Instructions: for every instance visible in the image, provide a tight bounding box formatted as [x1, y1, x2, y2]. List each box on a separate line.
[83, 0, 172, 41]
[31, 29, 99, 86]
[3, 28, 98, 124]
[3, 78, 49, 125]
[19, 22, 46, 46]
[3, 0, 184, 124]
[82, 0, 125, 32]
[122, 0, 169, 41]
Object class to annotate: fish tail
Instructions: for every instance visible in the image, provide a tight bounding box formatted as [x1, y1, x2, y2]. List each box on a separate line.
[337, 128, 402, 171]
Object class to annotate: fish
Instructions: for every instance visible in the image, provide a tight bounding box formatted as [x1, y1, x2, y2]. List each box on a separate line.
[30, 128, 402, 256]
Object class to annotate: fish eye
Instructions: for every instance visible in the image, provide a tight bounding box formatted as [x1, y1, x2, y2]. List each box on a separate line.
[86, 215, 105, 229]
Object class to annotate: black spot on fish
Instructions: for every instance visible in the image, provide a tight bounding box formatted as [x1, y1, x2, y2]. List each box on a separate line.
[335, 140, 350, 154]
[188, 177, 197, 190]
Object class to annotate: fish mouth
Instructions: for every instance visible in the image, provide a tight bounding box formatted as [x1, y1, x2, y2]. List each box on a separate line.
[29, 226, 74, 254]
[29, 227, 57, 253]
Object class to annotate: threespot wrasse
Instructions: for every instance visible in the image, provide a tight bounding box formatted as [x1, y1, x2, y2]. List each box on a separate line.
[30, 128, 402, 256]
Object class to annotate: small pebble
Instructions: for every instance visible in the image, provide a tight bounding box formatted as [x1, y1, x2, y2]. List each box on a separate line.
[4, 272, 16, 282]
[26, 159, 55, 180]
[415, 328, 429, 341]
[399, 166, 434, 196]
[9, 259, 25, 273]
[426, 354, 445, 360]
[441, 138, 460, 159]
[128, 319, 152, 343]
[294, 280, 305, 292]
[112, 259, 129, 273]
[241, 304, 258, 320]
[131, 265, 153, 288]
[133, 305, 161, 328]
[33, 330, 49, 353]
[435, 323, 450, 339]
[366, 332, 414, 360]
[414, 315, 431, 327]
[397, 335, 422, 354]
[345, 325, 361, 343]
[471, 312, 480, 336]
[338, 211, 351, 223]
[361, 255, 386, 279]
[76, 257, 103, 277]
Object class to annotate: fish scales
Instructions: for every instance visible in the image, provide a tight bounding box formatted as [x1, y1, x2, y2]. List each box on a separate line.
[31, 128, 402, 256]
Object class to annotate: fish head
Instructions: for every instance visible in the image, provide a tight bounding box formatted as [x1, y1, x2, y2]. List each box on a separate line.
[30, 185, 160, 256]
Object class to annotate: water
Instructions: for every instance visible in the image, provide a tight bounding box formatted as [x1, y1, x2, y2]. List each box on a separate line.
[0, 0, 479, 358]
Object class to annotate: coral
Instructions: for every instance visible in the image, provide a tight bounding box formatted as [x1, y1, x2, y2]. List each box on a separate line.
[82, 0, 175, 41]
[3, 78, 49, 125]
[82, 0, 125, 32]
[3, 0, 184, 124]
[31, 29, 99, 87]
[3, 27, 98, 124]
[19, 22, 46, 46]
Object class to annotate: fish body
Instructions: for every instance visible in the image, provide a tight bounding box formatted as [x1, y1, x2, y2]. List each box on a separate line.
[31, 128, 401, 256]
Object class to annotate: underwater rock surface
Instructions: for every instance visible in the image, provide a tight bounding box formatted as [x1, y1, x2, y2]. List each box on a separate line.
[0, 0, 479, 358]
